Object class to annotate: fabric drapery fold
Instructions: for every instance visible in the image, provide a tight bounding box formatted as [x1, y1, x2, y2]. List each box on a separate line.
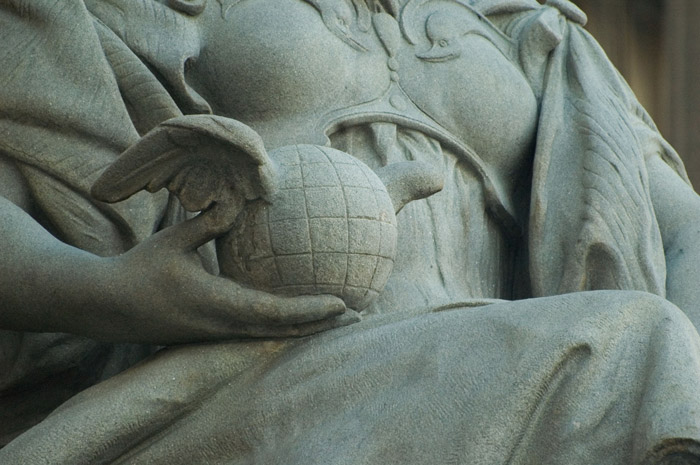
[0, 0, 170, 252]
[0, 0, 192, 441]
[528, 13, 688, 297]
[3, 2, 700, 464]
[3, 293, 700, 464]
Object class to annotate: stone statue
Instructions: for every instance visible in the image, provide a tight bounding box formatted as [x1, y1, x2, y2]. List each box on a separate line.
[2, 0, 700, 463]
[90, 116, 443, 310]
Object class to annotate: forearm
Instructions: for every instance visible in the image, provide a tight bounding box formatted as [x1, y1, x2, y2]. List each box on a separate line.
[663, 226, 700, 330]
[0, 195, 354, 344]
[0, 195, 119, 337]
[648, 156, 700, 331]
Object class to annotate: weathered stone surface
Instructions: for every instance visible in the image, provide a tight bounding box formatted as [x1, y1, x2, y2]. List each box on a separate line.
[2, 1, 700, 463]
[217, 144, 400, 311]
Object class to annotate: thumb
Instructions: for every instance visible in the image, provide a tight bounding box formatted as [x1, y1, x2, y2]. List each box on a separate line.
[156, 198, 244, 252]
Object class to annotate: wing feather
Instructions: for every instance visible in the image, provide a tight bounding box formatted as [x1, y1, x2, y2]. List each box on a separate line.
[91, 115, 275, 212]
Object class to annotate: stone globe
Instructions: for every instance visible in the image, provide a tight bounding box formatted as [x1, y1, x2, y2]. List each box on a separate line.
[217, 144, 398, 311]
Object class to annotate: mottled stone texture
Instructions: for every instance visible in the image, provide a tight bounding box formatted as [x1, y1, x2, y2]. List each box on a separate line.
[218, 145, 399, 311]
[2, 0, 700, 464]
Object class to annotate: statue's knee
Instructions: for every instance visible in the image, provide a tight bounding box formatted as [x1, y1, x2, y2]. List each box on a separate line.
[624, 290, 683, 318]
[591, 290, 688, 329]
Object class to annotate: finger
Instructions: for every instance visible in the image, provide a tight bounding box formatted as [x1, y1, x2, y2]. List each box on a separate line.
[237, 292, 348, 326]
[156, 199, 243, 251]
[204, 273, 348, 326]
[241, 310, 361, 338]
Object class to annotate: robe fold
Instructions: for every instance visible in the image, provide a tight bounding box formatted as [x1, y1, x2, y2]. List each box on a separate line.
[2, 1, 700, 463]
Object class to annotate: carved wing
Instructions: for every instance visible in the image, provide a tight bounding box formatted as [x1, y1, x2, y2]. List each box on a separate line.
[91, 115, 276, 212]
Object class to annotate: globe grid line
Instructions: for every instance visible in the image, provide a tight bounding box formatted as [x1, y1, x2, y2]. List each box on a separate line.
[263, 186, 285, 287]
[357, 151, 388, 297]
[301, 145, 320, 291]
[228, 144, 397, 309]
[323, 145, 354, 303]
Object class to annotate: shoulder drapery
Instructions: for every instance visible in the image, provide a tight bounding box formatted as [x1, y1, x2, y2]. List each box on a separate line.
[0, 0, 206, 255]
[525, 6, 689, 297]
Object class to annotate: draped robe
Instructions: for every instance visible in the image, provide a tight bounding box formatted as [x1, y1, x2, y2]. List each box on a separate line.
[1, 1, 700, 463]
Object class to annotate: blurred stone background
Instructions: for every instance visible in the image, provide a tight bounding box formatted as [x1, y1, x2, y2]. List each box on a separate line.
[573, 0, 700, 188]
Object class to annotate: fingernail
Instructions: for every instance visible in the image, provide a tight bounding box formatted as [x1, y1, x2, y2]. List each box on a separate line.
[322, 296, 346, 315]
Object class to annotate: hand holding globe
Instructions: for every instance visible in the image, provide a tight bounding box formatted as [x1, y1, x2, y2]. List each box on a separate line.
[92, 115, 442, 311]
